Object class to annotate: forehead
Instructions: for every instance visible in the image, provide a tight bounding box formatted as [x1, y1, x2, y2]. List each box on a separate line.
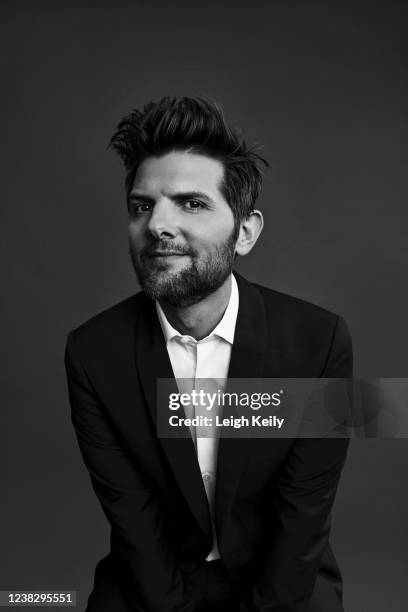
[131, 151, 225, 198]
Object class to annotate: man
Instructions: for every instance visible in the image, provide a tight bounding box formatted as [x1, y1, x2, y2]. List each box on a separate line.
[65, 97, 353, 612]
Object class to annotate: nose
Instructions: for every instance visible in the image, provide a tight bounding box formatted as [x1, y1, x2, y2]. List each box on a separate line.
[146, 199, 177, 239]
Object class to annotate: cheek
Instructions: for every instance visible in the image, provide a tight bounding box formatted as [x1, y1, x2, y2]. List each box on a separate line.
[128, 222, 145, 243]
[185, 214, 235, 244]
[128, 226, 145, 259]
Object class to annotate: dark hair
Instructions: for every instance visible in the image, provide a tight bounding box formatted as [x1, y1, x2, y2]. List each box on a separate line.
[109, 96, 268, 229]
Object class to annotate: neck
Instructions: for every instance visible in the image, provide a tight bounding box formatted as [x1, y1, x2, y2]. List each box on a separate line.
[159, 275, 232, 341]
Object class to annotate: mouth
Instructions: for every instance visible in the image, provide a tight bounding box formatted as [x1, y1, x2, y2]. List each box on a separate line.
[149, 251, 189, 257]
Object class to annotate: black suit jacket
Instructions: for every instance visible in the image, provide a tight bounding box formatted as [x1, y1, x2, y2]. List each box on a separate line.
[65, 273, 353, 612]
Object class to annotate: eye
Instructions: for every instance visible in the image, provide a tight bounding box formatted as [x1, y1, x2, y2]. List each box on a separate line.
[183, 200, 205, 211]
[129, 202, 152, 215]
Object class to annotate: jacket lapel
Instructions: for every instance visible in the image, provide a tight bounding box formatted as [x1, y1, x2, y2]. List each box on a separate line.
[215, 273, 269, 537]
[134, 295, 212, 540]
[133, 273, 270, 543]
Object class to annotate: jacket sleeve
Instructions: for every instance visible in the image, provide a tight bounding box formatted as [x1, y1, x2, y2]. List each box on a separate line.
[64, 330, 196, 612]
[252, 316, 353, 612]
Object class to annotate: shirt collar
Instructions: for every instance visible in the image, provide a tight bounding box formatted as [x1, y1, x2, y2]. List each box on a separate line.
[156, 273, 239, 345]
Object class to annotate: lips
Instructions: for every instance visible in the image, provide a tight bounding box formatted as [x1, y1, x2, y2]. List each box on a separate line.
[149, 251, 188, 257]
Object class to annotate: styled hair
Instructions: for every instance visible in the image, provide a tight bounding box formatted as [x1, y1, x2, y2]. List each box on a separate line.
[109, 96, 268, 229]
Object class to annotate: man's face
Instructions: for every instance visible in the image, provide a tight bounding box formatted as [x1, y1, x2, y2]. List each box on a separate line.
[128, 151, 238, 307]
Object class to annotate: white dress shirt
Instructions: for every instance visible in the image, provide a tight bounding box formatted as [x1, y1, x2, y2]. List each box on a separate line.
[156, 273, 239, 560]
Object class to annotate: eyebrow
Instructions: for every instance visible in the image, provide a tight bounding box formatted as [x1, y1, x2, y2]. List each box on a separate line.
[128, 190, 215, 205]
[128, 193, 155, 204]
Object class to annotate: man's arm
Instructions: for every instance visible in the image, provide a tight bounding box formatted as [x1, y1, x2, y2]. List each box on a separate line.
[65, 330, 196, 612]
[252, 315, 353, 612]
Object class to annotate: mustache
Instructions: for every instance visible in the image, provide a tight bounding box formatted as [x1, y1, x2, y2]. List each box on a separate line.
[140, 240, 194, 258]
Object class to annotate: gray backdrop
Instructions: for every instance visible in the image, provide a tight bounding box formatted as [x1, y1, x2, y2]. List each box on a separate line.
[1, 1, 407, 610]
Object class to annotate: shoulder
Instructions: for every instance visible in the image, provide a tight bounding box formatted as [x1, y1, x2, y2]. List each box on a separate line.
[253, 281, 339, 326]
[239, 277, 352, 376]
[236, 272, 340, 329]
[252, 280, 352, 354]
[66, 291, 149, 349]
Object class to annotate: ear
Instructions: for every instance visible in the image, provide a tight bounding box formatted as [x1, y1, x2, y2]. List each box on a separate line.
[235, 210, 264, 256]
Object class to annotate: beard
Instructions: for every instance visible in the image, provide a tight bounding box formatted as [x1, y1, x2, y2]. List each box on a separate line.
[129, 232, 236, 307]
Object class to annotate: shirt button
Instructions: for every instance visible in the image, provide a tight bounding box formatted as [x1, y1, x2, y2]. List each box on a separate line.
[202, 473, 212, 482]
